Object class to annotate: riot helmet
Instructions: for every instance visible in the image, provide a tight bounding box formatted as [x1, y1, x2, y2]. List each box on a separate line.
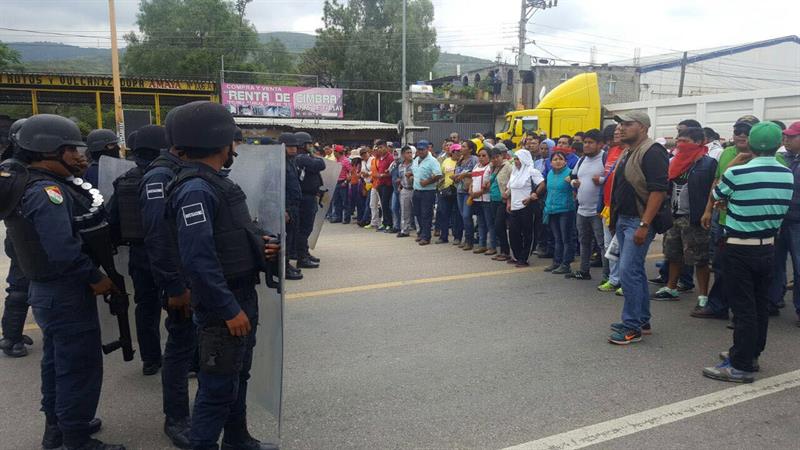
[16, 114, 85, 154]
[86, 129, 119, 157]
[8, 118, 27, 145]
[294, 131, 313, 152]
[166, 101, 237, 150]
[131, 125, 167, 162]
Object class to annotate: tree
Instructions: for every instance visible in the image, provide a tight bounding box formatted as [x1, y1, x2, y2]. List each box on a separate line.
[0, 41, 23, 71]
[123, 0, 262, 79]
[234, 0, 253, 26]
[252, 37, 296, 82]
[298, 0, 439, 122]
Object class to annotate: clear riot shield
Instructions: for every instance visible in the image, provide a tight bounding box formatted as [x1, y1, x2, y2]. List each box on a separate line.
[227, 144, 285, 435]
[95, 155, 138, 361]
[309, 158, 341, 249]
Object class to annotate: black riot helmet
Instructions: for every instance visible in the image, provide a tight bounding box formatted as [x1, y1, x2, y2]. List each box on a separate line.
[16, 114, 85, 154]
[86, 129, 119, 155]
[132, 125, 167, 162]
[166, 101, 237, 149]
[278, 132, 298, 147]
[294, 131, 313, 147]
[126, 130, 138, 154]
[8, 118, 27, 145]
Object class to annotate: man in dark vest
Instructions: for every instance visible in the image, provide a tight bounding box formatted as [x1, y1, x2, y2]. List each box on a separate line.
[4, 114, 121, 449]
[107, 125, 167, 377]
[166, 101, 279, 450]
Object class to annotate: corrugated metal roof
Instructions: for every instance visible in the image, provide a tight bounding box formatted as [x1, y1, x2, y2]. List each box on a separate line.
[234, 117, 428, 131]
[611, 35, 800, 73]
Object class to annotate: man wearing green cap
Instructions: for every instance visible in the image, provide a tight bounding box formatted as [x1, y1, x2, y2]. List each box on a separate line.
[702, 122, 793, 383]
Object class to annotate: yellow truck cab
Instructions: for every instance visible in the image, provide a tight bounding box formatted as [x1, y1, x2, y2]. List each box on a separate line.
[497, 72, 601, 147]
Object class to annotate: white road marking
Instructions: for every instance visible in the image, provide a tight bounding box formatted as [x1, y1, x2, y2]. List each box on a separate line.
[502, 369, 800, 450]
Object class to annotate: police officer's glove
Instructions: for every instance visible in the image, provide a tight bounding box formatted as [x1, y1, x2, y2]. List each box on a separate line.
[263, 235, 281, 261]
[90, 276, 119, 296]
[168, 289, 192, 319]
[226, 310, 251, 337]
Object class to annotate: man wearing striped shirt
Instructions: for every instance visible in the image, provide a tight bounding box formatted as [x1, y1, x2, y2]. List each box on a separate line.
[702, 122, 794, 383]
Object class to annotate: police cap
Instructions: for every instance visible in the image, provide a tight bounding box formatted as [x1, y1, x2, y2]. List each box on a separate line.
[17, 114, 85, 154]
[166, 101, 237, 149]
[86, 129, 119, 154]
[294, 132, 313, 146]
[279, 132, 298, 147]
[133, 125, 167, 152]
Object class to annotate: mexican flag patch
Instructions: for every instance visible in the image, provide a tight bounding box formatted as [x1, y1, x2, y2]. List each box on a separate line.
[44, 186, 63, 205]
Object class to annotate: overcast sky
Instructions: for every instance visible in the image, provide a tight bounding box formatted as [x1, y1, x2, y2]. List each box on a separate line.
[1, 0, 799, 64]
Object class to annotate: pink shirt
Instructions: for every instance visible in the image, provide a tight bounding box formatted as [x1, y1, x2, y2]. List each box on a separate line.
[336, 155, 352, 181]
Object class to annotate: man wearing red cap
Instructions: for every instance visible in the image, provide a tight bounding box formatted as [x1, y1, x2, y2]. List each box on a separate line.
[330, 145, 352, 223]
[767, 121, 800, 327]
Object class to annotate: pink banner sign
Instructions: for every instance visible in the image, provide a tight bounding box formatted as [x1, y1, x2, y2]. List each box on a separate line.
[221, 83, 344, 118]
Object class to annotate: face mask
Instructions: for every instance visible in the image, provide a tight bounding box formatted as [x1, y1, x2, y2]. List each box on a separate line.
[223, 146, 237, 168]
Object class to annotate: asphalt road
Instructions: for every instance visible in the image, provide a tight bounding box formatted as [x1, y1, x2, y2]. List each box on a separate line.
[1, 222, 798, 449]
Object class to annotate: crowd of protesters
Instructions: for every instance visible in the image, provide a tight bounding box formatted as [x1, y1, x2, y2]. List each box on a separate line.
[323, 114, 800, 384]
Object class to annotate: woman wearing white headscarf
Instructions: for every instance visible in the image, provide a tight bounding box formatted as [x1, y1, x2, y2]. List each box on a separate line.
[505, 149, 545, 267]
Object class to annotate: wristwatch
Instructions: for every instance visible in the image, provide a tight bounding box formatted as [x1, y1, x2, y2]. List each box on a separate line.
[639, 221, 650, 228]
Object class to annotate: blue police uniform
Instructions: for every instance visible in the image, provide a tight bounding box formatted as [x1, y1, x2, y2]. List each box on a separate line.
[285, 155, 302, 260]
[168, 162, 260, 449]
[295, 153, 325, 259]
[141, 151, 197, 422]
[12, 170, 104, 448]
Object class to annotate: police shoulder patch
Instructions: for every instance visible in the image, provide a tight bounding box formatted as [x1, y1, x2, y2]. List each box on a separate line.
[145, 182, 164, 200]
[44, 186, 63, 205]
[182, 202, 206, 226]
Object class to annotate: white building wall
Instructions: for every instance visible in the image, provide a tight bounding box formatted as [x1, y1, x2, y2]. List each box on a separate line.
[639, 41, 800, 100]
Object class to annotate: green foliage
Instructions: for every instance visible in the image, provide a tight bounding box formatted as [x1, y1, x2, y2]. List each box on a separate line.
[123, 0, 263, 79]
[298, 0, 439, 122]
[253, 38, 295, 79]
[0, 41, 23, 70]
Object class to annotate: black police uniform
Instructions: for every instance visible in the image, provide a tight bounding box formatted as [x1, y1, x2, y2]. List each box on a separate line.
[165, 101, 277, 450]
[85, 129, 119, 187]
[293, 133, 325, 267]
[280, 133, 303, 280]
[4, 114, 123, 450]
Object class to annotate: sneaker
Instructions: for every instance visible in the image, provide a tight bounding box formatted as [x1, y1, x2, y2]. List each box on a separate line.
[611, 322, 651, 335]
[608, 328, 642, 345]
[676, 282, 694, 292]
[543, 263, 559, 272]
[690, 306, 728, 320]
[484, 249, 497, 256]
[719, 351, 760, 372]
[565, 270, 591, 280]
[597, 281, 619, 292]
[363, 224, 374, 230]
[615, 287, 624, 296]
[702, 359, 755, 383]
[653, 286, 680, 301]
[472, 247, 487, 254]
[648, 276, 667, 285]
[551, 265, 571, 275]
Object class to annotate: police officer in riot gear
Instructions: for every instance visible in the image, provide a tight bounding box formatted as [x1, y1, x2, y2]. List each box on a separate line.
[107, 125, 167, 376]
[84, 129, 120, 186]
[0, 118, 34, 357]
[293, 131, 325, 268]
[139, 107, 195, 449]
[5, 114, 123, 450]
[281, 132, 303, 281]
[165, 101, 279, 450]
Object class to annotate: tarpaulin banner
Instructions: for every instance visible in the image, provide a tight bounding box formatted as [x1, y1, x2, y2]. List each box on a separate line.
[221, 83, 344, 119]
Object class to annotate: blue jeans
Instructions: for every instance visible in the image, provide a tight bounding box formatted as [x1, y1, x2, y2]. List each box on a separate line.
[549, 210, 576, 266]
[331, 181, 348, 222]
[473, 201, 491, 248]
[413, 190, 437, 241]
[392, 189, 402, 231]
[438, 192, 462, 242]
[617, 215, 656, 332]
[657, 260, 695, 288]
[457, 192, 474, 245]
[768, 221, 800, 315]
[347, 182, 363, 223]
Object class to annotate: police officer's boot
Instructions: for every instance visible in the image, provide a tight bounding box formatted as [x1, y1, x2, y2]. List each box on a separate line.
[296, 256, 319, 269]
[221, 418, 278, 450]
[0, 336, 31, 357]
[42, 416, 104, 449]
[285, 262, 303, 281]
[1, 291, 33, 357]
[163, 416, 192, 449]
[305, 253, 320, 263]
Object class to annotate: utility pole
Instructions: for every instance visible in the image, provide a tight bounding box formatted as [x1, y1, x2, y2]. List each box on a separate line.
[401, 0, 408, 144]
[677, 51, 688, 97]
[108, 0, 125, 148]
[516, 0, 558, 109]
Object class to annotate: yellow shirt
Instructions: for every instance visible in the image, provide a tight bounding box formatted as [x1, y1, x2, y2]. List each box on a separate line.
[440, 157, 457, 189]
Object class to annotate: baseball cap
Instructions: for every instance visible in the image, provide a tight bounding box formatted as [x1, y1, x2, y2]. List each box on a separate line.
[494, 143, 509, 153]
[334, 144, 345, 153]
[748, 122, 783, 152]
[450, 143, 462, 151]
[783, 121, 800, 137]
[613, 111, 651, 128]
[416, 139, 431, 149]
[734, 115, 760, 127]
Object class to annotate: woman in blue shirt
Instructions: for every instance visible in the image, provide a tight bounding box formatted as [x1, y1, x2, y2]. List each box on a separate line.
[537, 151, 577, 274]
